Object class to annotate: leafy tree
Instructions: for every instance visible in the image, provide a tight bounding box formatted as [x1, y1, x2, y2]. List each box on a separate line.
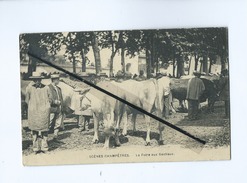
[98, 30, 127, 76]
[20, 33, 63, 76]
[62, 32, 91, 73]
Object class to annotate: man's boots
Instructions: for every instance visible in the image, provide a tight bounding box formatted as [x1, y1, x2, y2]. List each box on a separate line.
[41, 132, 49, 152]
[32, 131, 39, 152]
[53, 129, 59, 140]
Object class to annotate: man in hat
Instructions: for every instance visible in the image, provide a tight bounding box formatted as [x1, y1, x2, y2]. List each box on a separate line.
[48, 74, 64, 139]
[186, 71, 205, 120]
[135, 70, 146, 81]
[156, 72, 171, 118]
[218, 69, 230, 117]
[25, 72, 50, 152]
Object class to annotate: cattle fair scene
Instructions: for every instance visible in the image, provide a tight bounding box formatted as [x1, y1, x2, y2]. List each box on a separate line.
[20, 28, 230, 165]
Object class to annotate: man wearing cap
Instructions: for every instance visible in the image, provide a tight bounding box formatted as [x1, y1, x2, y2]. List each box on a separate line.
[25, 72, 50, 152]
[186, 71, 205, 120]
[48, 74, 64, 139]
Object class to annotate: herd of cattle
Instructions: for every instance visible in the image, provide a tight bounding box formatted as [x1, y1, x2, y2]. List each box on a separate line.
[21, 74, 221, 149]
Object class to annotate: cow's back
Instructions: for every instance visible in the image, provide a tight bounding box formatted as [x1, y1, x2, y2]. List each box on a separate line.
[170, 78, 188, 101]
[87, 81, 121, 114]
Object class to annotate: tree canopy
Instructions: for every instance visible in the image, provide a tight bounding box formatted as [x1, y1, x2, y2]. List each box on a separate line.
[20, 27, 228, 78]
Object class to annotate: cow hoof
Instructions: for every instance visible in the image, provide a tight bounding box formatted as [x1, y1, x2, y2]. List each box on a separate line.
[145, 142, 151, 146]
[115, 143, 121, 147]
[122, 132, 128, 136]
[92, 139, 99, 144]
[158, 140, 164, 145]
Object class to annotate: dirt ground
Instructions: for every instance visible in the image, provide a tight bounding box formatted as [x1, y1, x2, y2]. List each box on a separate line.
[22, 100, 230, 158]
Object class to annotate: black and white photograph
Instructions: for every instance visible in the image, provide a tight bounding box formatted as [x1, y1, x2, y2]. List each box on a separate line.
[20, 28, 230, 165]
[2, 0, 247, 182]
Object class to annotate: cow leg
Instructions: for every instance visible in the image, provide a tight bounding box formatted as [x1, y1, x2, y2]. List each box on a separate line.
[157, 107, 165, 145]
[122, 111, 128, 136]
[158, 122, 165, 145]
[207, 97, 215, 113]
[132, 112, 137, 133]
[156, 102, 165, 145]
[92, 112, 99, 144]
[114, 111, 121, 146]
[170, 102, 177, 113]
[103, 110, 115, 149]
[179, 100, 185, 112]
[184, 100, 188, 110]
[103, 136, 110, 149]
[144, 114, 151, 146]
[114, 129, 121, 147]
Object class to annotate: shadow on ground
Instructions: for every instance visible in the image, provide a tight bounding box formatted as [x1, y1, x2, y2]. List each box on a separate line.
[22, 140, 32, 151]
[49, 132, 71, 151]
[126, 129, 160, 142]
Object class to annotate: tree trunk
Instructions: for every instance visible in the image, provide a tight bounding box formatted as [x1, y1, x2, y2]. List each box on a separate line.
[91, 32, 101, 75]
[194, 54, 199, 71]
[176, 54, 184, 78]
[119, 31, 125, 73]
[109, 54, 114, 77]
[156, 58, 159, 73]
[81, 49, 86, 72]
[188, 55, 192, 75]
[27, 57, 37, 77]
[121, 47, 125, 73]
[150, 33, 155, 74]
[221, 54, 226, 71]
[109, 47, 117, 77]
[202, 55, 208, 75]
[146, 49, 152, 78]
[199, 60, 203, 73]
[72, 52, 76, 73]
[172, 53, 176, 78]
[209, 58, 212, 73]
[108, 31, 119, 77]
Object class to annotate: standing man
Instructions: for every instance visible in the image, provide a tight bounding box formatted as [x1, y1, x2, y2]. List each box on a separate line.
[25, 72, 51, 152]
[48, 74, 64, 139]
[71, 87, 92, 132]
[186, 71, 205, 120]
[157, 72, 170, 118]
[219, 69, 230, 117]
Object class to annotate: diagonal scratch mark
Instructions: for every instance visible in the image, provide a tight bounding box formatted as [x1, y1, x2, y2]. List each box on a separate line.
[28, 52, 206, 145]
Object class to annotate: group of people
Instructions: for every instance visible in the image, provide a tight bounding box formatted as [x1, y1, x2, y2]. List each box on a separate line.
[24, 68, 230, 153]
[25, 72, 64, 153]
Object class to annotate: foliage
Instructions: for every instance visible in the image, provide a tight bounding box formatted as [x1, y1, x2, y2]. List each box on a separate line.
[20, 28, 228, 77]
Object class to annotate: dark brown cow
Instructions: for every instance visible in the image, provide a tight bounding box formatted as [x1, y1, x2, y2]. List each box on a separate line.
[170, 77, 219, 112]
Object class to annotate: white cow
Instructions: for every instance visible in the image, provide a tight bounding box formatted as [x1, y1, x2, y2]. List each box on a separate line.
[81, 76, 171, 147]
[117, 77, 171, 145]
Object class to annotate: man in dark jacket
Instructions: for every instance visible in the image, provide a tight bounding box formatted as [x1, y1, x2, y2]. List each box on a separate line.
[48, 74, 64, 139]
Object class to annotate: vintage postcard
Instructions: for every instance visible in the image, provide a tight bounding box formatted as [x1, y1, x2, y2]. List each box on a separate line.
[20, 28, 230, 166]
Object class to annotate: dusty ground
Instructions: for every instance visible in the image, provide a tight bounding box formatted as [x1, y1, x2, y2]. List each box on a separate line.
[22, 100, 230, 158]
